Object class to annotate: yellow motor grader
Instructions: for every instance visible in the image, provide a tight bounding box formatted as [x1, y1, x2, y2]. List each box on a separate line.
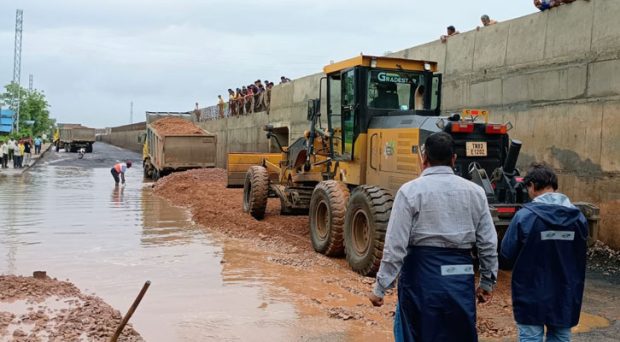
[230, 55, 598, 276]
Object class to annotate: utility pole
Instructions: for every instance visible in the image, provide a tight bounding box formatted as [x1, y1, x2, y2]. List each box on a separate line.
[12, 9, 24, 133]
[29, 74, 33, 93]
[130, 101, 134, 124]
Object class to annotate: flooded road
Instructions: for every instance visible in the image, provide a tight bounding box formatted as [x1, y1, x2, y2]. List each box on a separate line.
[2, 142, 618, 341]
[0, 143, 373, 341]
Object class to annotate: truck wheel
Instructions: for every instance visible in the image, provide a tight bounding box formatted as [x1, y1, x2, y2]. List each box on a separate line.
[86, 143, 93, 153]
[344, 185, 393, 276]
[309, 180, 349, 256]
[143, 162, 150, 178]
[243, 166, 269, 219]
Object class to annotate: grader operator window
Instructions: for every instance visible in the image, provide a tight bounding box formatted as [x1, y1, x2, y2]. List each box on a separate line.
[367, 70, 425, 111]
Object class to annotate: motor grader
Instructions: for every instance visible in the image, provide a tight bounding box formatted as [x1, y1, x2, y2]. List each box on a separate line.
[234, 55, 599, 276]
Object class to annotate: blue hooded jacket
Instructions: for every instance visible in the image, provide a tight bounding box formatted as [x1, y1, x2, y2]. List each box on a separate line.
[500, 193, 588, 327]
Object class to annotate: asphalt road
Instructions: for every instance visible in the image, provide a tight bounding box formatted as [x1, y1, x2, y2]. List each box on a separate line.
[40, 142, 141, 169]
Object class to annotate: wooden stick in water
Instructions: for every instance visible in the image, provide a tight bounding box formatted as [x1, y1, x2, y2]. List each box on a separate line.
[110, 280, 151, 342]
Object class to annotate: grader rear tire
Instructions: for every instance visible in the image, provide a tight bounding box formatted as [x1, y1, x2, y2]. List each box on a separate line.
[309, 180, 349, 257]
[243, 166, 269, 219]
[344, 185, 393, 276]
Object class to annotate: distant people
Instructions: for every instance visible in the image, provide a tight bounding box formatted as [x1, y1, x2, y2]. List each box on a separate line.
[478, 15, 498, 30]
[534, 0, 556, 11]
[193, 102, 201, 122]
[23, 139, 32, 166]
[280, 76, 291, 84]
[34, 136, 42, 154]
[534, 0, 578, 11]
[228, 89, 237, 116]
[217, 95, 225, 118]
[111, 160, 132, 186]
[7, 138, 15, 162]
[500, 162, 588, 342]
[0, 141, 7, 168]
[16, 141, 25, 168]
[440, 25, 460, 43]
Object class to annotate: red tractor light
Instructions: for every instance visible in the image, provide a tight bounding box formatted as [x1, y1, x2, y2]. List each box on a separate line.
[451, 122, 475, 133]
[485, 124, 507, 134]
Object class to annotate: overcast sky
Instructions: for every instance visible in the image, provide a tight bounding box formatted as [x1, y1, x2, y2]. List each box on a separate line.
[0, 1, 534, 128]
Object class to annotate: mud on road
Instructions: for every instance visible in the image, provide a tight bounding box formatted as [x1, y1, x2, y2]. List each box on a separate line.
[0, 274, 142, 341]
[153, 168, 519, 339]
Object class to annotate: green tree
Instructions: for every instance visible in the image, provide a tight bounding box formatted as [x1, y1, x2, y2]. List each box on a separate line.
[0, 82, 52, 138]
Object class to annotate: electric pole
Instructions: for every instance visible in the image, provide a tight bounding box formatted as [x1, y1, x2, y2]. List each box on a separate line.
[29, 74, 33, 93]
[12, 9, 24, 133]
[130, 101, 134, 124]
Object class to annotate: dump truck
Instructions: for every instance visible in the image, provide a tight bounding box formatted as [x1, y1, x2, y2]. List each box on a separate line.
[55, 124, 96, 153]
[231, 55, 600, 276]
[141, 112, 217, 180]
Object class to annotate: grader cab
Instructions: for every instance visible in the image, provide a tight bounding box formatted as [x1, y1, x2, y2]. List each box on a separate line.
[234, 55, 599, 276]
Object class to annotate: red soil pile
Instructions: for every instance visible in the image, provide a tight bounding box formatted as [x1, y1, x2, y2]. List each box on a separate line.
[150, 117, 205, 136]
[0, 274, 143, 341]
[153, 168, 309, 247]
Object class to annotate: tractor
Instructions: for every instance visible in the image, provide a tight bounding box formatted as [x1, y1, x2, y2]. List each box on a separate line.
[235, 55, 599, 276]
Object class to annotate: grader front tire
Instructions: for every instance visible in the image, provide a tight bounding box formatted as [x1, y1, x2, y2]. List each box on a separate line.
[309, 180, 350, 257]
[243, 166, 269, 220]
[344, 185, 393, 276]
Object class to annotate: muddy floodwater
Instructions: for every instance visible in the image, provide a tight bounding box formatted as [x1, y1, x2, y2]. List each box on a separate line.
[0, 145, 376, 341]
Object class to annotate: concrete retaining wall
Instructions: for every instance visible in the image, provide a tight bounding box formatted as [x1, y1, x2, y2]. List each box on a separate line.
[100, 122, 146, 153]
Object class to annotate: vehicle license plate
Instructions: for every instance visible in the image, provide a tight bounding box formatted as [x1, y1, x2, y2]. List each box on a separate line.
[466, 142, 487, 157]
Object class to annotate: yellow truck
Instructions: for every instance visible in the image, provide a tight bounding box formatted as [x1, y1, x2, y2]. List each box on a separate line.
[141, 112, 217, 180]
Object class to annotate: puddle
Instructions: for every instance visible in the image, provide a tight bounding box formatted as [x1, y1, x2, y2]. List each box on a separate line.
[572, 312, 610, 333]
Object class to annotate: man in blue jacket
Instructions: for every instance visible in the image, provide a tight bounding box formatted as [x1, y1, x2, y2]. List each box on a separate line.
[501, 162, 588, 342]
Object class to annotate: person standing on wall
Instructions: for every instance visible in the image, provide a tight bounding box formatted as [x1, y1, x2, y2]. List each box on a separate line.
[111, 160, 132, 186]
[369, 132, 498, 342]
[500, 162, 588, 342]
[217, 95, 225, 118]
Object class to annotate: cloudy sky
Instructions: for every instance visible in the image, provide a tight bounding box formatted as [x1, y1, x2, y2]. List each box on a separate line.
[0, 1, 534, 128]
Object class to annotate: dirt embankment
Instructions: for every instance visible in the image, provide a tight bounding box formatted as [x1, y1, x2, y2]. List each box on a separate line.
[153, 168, 517, 339]
[0, 274, 143, 342]
[150, 117, 204, 136]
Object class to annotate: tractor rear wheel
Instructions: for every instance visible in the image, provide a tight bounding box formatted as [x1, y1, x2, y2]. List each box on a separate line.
[344, 185, 393, 276]
[243, 166, 269, 219]
[309, 180, 349, 257]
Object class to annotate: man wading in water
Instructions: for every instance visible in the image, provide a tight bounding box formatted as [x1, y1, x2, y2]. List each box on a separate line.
[111, 160, 132, 186]
[369, 132, 498, 342]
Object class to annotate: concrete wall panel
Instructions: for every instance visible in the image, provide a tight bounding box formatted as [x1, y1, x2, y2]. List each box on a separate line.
[506, 13, 547, 65]
[544, 0, 593, 59]
[445, 32, 476, 75]
[469, 79, 502, 107]
[592, 0, 620, 52]
[588, 59, 620, 97]
[601, 102, 620, 172]
[473, 24, 509, 70]
[442, 79, 470, 110]
[508, 104, 604, 174]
